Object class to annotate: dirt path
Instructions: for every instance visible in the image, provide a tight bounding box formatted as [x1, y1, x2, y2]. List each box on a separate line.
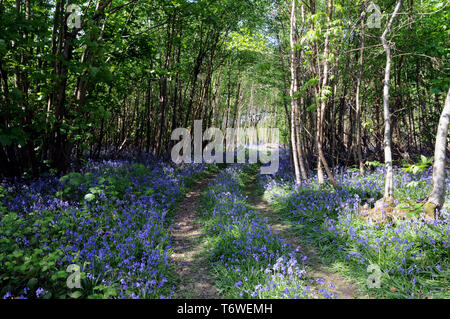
[245, 175, 367, 299]
[170, 173, 220, 299]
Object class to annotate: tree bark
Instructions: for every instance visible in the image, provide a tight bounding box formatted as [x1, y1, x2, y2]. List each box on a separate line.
[355, 4, 365, 176]
[289, 0, 302, 184]
[317, 0, 337, 188]
[425, 87, 450, 217]
[381, 0, 402, 201]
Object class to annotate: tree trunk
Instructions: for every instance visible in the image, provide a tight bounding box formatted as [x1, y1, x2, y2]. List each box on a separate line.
[289, 0, 301, 184]
[381, 0, 402, 201]
[425, 88, 450, 217]
[317, 0, 337, 188]
[355, 4, 365, 176]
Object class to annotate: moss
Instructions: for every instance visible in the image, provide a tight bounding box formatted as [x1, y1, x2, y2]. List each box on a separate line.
[423, 202, 437, 219]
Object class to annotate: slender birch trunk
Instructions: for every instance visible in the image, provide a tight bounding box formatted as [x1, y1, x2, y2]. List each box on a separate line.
[425, 88, 450, 217]
[381, 0, 402, 201]
[355, 4, 366, 176]
[296, 3, 308, 182]
[317, 0, 337, 188]
[289, 0, 301, 184]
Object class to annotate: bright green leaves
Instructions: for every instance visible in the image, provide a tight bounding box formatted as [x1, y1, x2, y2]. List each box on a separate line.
[301, 29, 320, 45]
[294, 76, 319, 100]
[320, 85, 332, 102]
[333, 3, 343, 14]
[0, 204, 68, 298]
[401, 155, 434, 175]
[88, 285, 118, 299]
[57, 164, 151, 204]
[227, 28, 267, 54]
[306, 104, 317, 112]
[84, 193, 96, 202]
[69, 290, 83, 299]
[310, 12, 327, 25]
[366, 160, 384, 168]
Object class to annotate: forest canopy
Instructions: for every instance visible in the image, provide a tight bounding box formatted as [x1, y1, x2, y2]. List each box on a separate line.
[0, 0, 448, 178]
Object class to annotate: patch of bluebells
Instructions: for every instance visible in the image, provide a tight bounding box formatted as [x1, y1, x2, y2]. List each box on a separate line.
[0, 158, 207, 299]
[259, 150, 450, 298]
[200, 165, 336, 299]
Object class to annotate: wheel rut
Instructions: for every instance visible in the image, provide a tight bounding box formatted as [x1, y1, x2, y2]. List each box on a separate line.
[245, 174, 368, 299]
[171, 173, 220, 299]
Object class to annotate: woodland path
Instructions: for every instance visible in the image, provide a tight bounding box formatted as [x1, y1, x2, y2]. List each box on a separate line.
[170, 170, 369, 299]
[245, 174, 370, 299]
[170, 173, 220, 299]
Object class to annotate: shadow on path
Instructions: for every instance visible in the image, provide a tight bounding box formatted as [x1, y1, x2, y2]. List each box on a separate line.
[171, 173, 220, 299]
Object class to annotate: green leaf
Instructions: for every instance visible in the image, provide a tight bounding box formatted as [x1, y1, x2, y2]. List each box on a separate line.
[104, 287, 117, 298]
[12, 250, 23, 258]
[69, 291, 82, 299]
[27, 278, 38, 288]
[306, 104, 317, 111]
[69, 173, 84, 187]
[84, 193, 95, 202]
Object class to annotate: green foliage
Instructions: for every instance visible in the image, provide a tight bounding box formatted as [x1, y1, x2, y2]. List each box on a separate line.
[57, 173, 82, 198]
[0, 210, 77, 299]
[295, 76, 319, 99]
[394, 200, 425, 219]
[227, 28, 267, 54]
[0, 127, 27, 147]
[0, 161, 212, 299]
[401, 155, 434, 176]
[366, 160, 384, 168]
[306, 104, 317, 112]
[56, 163, 153, 203]
[0, 0, 447, 181]
[0, 186, 7, 216]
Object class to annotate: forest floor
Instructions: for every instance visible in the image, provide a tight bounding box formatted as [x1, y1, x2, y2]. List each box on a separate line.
[171, 169, 370, 299]
[2, 159, 447, 299]
[245, 173, 370, 299]
[170, 172, 221, 298]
